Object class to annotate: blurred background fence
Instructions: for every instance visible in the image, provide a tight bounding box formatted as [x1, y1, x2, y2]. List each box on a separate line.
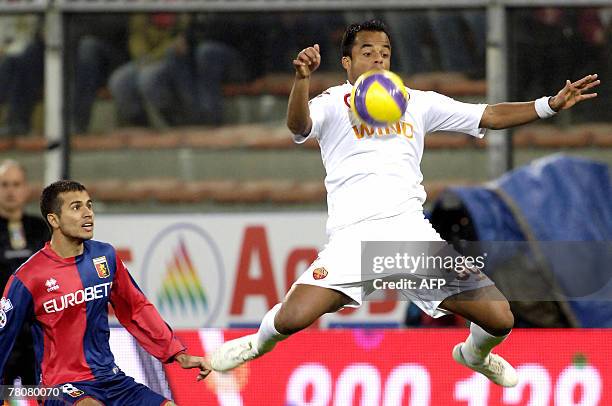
[0, 0, 609, 215]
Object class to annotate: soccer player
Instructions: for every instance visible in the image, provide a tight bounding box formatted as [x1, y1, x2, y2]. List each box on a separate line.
[206, 20, 600, 387]
[0, 180, 209, 405]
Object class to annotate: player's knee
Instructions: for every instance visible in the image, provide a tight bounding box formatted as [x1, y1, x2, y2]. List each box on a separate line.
[274, 304, 315, 335]
[485, 301, 514, 336]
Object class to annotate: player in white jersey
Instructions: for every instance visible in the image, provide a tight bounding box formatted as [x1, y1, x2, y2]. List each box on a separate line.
[203, 20, 600, 387]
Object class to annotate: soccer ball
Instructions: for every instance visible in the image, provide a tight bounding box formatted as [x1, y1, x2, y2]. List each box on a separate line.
[350, 69, 409, 127]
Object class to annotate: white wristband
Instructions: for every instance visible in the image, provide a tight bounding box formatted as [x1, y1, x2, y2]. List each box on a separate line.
[534, 96, 557, 119]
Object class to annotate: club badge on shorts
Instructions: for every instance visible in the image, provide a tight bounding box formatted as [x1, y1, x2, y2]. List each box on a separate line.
[61, 384, 84, 398]
[313, 267, 328, 280]
[93, 256, 110, 278]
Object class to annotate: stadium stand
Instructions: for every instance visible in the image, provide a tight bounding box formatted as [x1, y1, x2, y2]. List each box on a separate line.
[1, 62, 609, 209]
[2, 124, 611, 153]
[6, 122, 610, 207]
[222, 72, 488, 99]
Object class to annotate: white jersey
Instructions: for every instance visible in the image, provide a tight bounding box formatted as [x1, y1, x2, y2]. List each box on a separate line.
[294, 81, 487, 234]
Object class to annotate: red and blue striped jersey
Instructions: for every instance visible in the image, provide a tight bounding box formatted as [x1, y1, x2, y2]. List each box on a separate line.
[0, 240, 186, 386]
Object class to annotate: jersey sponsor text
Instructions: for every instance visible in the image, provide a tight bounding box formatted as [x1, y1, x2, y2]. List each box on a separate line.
[351, 120, 414, 140]
[43, 282, 112, 313]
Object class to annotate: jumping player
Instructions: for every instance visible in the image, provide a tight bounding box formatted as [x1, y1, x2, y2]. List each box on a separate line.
[0, 180, 210, 405]
[206, 20, 599, 387]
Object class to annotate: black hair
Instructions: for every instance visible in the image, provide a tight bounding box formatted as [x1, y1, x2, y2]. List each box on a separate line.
[341, 19, 391, 58]
[40, 180, 87, 227]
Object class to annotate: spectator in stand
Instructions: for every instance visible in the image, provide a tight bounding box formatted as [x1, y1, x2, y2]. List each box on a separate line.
[600, 8, 612, 120]
[429, 9, 486, 78]
[572, 8, 610, 121]
[68, 14, 130, 134]
[358, 10, 485, 78]
[192, 13, 267, 82]
[511, 7, 610, 121]
[511, 8, 578, 101]
[263, 12, 346, 73]
[109, 13, 246, 128]
[139, 13, 246, 126]
[109, 13, 189, 127]
[0, 160, 49, 384]
[0, 15, 44, 136]
[381, 10, 437, 76]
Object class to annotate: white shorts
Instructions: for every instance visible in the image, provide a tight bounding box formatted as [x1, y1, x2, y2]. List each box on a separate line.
[293, 210, 494, 318]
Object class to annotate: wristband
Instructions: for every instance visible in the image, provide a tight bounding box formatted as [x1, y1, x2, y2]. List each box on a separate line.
[534, 96, 557, 119]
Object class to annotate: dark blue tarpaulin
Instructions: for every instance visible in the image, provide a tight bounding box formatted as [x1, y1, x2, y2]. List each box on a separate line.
[432, 155, 612, 327]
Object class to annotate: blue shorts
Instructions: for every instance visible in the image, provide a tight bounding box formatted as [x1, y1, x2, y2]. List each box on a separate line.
[43, 372, 170, 406]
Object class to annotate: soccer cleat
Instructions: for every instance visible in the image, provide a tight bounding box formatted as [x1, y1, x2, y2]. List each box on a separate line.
[452, 343, 518, 387]
[209, 334, 261, 372]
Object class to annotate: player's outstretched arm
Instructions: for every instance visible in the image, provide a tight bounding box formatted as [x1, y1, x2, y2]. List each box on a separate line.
[110, 255, 188, 362]
[480, 74, 600, 130]
[287, 44, 321, 135]
[174, 353, 211, 380]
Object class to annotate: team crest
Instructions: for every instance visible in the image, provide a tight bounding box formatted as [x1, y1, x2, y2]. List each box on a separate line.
[1, 297, 13, 312]
[0, 298, 12, 329]
[61, 384, 84, 398]
[313, 267, 328, 280]
[93, 256, 110, 278]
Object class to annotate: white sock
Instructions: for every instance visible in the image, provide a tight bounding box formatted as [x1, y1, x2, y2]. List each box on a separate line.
[254, 303, 288, 354]
[461, 323, 509, 365]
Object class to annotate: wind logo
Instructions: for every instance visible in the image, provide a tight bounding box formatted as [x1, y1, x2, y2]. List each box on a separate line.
[157, 238, 208, 315]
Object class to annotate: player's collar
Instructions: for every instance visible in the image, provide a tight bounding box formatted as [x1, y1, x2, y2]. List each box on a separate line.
[42, 241, 87, 263]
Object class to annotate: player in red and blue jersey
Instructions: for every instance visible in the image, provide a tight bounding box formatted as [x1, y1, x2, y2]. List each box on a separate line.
[0, 180, 210, 405]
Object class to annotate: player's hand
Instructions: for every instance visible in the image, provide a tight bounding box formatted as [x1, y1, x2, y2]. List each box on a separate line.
[549, 74, 600, 111]
[175, 353, 212, 380]
[196, 357, 213, 381]
[293, 44, 321, 79]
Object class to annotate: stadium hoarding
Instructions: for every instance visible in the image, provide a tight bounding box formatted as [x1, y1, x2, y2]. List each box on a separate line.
[94, 214, 612, 329]
[95, 214, 408, 328]
[107, 328, 610, 405]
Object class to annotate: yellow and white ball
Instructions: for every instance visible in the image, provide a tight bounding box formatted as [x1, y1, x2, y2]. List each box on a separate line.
[350, 70, 409, 127]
